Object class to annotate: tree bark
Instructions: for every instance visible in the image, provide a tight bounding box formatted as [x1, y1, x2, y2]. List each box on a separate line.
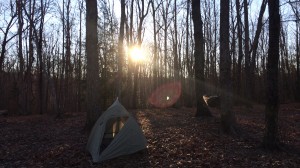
[65, 0, 71, 112]
[77, 0, 83, 112]
[263, 0, 280, 149]
[244, 0, 252, 104]
[250, 0, 267, 101]
[151, 0, 159, 89]
[236, 0, 243, 97]
[85, 0, 101, 132]
[290, 2, 300, 101]
[296, 20, 300, 101]
[173, 0, 179, 81]
[220, 0, 235, 133]
[191, 0, 212, 117]
[117, 0, 126, 99]
[0, 12, 17, 72]
[17, 0, 26, 114]
[132, 0, 150, 108]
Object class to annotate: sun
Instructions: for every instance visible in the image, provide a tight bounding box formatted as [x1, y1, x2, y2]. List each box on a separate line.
[129, 46, 146, 62]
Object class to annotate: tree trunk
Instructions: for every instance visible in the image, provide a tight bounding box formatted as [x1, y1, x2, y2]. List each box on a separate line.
[244, 0, 252, 104]
[236, 0, 243, 98]
[132, 0, 150, 108]
[0, 12, 17, 72]
[117, 0, 126, 99]
[173, 0, 179, 81]
[17, 0, 26, 114]
[151, 0, 158, 89]
[191, 0, 211, 117]
[295, 10, 300, 101]
[296, 23, 300, 101]
[185, 0, 191, 107]
[35, 0, 47, 115]
[220, 0, 235, 133]
[85, 0, 101, 132]
[77, 0, 83, 112]
[263, 0, 280, 149]
[250, 0, 267, 101]
[162, 0, 170, 79]
[65, 0, 71, 112]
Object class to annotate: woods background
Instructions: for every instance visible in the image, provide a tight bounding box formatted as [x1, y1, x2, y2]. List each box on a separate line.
[0, 0, 299, 115]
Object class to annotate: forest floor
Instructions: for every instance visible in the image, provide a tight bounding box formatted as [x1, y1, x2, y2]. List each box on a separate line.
[0, 103, 299, 167]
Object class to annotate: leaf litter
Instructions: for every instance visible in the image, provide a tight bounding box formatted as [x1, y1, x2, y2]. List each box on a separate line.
[0, 104, 299, 167]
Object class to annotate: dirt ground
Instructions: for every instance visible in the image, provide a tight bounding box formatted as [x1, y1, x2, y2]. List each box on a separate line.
[0, 103, 299, 167]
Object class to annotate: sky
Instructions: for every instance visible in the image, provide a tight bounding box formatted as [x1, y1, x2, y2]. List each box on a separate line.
[0, 0, 298, 53]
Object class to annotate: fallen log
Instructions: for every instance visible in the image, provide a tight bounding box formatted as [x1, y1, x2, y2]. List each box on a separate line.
[0, 110, 8, 116]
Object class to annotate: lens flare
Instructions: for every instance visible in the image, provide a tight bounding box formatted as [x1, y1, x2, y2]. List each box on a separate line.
[148, 82, 181, 108]
[130, 46, 146, 62]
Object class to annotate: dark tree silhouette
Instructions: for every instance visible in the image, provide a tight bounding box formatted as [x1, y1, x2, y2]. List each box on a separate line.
[85, 0, 101, 132]
[117, 0, 126, 99]
[191, 0, 212, 117]
[263, 0, 281, 149]
[219, 0, 235, 133]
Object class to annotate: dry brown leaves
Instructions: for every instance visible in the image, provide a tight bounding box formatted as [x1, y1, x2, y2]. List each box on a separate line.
[0, 104, 299, 167]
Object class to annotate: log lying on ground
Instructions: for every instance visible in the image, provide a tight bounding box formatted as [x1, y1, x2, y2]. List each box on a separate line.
[0, 110, 8, 116]
[203, 95, 220, 108]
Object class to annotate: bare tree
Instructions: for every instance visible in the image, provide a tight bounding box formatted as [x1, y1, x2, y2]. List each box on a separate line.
[244, 0, 252, 104]
[86, 0, 101, 131]
[17, 0, 24, 75]
[161, 0, 171, 79]
[219, 0, 236, 133]
[76, 0, 84, 112]
[16, 0, 26, 114]
[0, 2, 17, 72]
[0, 2, 17, 110]
[173, 0, 179, 81]
[151, 0, 160, 89]
[191, 0, 212, 117]
[117, 0, 126, 99]
[65, 0, 72, 112]
[184, 0, 193, 107]
[289, 1, 300, 101]
[26, 0, 48, 115]
[132, 0, 151, 108]
[263, 0, 281, 149]
[236, 0, 243, 97]
[249, 0, 267, 102]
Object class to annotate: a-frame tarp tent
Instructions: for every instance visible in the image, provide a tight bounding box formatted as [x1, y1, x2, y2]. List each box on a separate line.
[86, 99, 147, 162]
